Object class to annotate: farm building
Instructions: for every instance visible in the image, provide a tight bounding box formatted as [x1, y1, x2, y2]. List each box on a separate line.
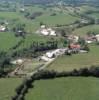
[95, 34, 99, 42]
[37, 25, 56, 36]
[0, 25, 6, 32]
[11, 59, 24, 65]
[68, 35, 79, 43]
[40, 49, 66, 62]
[69, 43, 81, 50]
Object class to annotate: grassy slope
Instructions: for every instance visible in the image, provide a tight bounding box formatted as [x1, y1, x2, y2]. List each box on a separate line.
[0, 32, 21, 51]
[46, 45, 99, 72]
[88, 13, 99, 19]
[73, 25, 99, 36]
[25, 77, 99, 100]
[0, 6, 80, 51]
[0, 78, 22, 100]
[78, 5, 98, 14]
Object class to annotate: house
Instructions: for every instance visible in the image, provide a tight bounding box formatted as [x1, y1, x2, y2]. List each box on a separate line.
[20, 8, 25, 12]
[40, 56, 51, 62]
[0, 25, 6, 32]
[95, 34, 99, 42]
[68, 35, 79, 43]
[40, 25, 46, 29]
[50, 30, 56, 36]
[46, 52, 55, 58]
[85, 35, 97, 43]
[69, 43, 81, 50]
[11, 59, 24, 65]
[41, 29, 49, 35]
[86, 40, 93, 44]
[80, 19, 89, 24]
[37, 25, 56, 36]
[40, 49, 65, 62]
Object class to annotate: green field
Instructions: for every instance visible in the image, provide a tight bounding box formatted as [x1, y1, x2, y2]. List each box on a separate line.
[25, 77, 99, 100]
[73, 25, 99, 36]
[0, 78, 22, 100]
[46, 45, 99, 72]
[0, 5, 80, 51]
[88, 13, 99, 19]
[0, 32, 21, 51]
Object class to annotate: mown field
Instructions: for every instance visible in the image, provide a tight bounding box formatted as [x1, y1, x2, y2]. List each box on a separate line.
[46, 44, 99, 72]
[25, 77, 99, 100]
[73, 25, 99, 36]
[0, 78, 22, 100]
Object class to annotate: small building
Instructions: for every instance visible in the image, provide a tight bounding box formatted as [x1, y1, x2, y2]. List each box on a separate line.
[37, 26, 56, 36]
[50, 30, 56, 36]
[80, 19, 89, 24]
[11, 59, 24, 65]
[40, 56, 51, 62]
[95, 34, 99, 42]
[0, 25, 6, 32]
[69, 43, 81, 50]
[40, 25, 46, 29]
[20, 8, 25, 12]
[41, 29, 49, 35]
[68, 35, 79, 43]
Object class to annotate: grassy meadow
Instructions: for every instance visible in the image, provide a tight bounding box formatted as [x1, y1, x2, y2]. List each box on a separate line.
[46, 44, 99, 72]
[25, 77, 99, 100]
[0, 32, 21, 51]
[0, 5, 80, 51]
[0, 78, 22, 100]
[73, 25, 99, 36]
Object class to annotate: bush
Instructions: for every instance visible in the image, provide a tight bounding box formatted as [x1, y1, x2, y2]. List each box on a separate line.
[15, 84, 24, 95]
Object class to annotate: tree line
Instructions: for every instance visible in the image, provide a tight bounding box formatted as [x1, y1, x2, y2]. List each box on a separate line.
[12, 65, 99, 100]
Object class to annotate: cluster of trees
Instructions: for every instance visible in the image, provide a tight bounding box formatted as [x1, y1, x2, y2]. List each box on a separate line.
[12, 41, 58, 58]
[0, 40, 58, 77]
[11, 39, 25, 50]
[13, 0, 99, 6]
[0, 51, 12, 77]
[12, 66, 99, 100]
[12, 24, 26, 38]
[24, 12, 43, 20]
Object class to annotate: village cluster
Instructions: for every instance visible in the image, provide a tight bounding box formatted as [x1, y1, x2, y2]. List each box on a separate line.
[36, 25, 56, 36]
[37, 25, 99, 62]
[10, 24, 99, 64]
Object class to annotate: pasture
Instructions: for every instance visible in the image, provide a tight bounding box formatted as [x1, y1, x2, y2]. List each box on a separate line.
[0, 5, 80, 51]
[25, 77, 99, 100]
[46, 45, 99, 72]
[0, 32, 21, 51]
[0, 78, 22, 100]
[73, 25, 99, 36]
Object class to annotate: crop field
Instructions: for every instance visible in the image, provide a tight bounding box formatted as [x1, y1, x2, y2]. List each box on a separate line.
[0, 78, 22, 100]
[46, 45, 99, 72]
[25, 77, 99, 100]
[73, 25, 99, 36]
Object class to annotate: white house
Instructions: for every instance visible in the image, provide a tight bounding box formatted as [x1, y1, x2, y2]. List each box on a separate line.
[40, 25, 46, 29]
[86, 40, 93, 44]
[11, 59, 23, 65]
[38, 25, 56, 36]
[0, 25, 6, 32]
[50, 30, 56, 36]
[95, 34, 99, 42]
[41, 29, 49, 35]
[40, 56, 51, 62]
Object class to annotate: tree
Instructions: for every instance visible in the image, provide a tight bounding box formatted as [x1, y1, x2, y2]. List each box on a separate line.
[61, 30, 66, 37]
